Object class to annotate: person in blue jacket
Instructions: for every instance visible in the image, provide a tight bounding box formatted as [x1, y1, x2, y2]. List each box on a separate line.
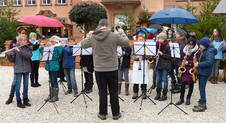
[63, 37, 78, 97]
[40, 35, 63, 102]
[209, 28, 226, 84]
[193, 37, 217, 112]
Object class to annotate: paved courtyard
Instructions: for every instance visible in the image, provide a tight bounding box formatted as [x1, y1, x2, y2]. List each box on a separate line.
[0, 66, 226, 122]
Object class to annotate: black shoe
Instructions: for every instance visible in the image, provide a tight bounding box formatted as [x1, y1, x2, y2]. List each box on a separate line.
[97, 113, 106, 120]
[35, 83, 41, 87]
[151, 84, 156, 89]
[85, 89, 93, 94]
[132, 93, 138, 99]
[17, 100, 25, 108]
[159, 90, 167, 101]
[31, 83, 38, 87]
[186, 98, 190, 105]
[142, 93, 147, 99]
[65, 89, 72, 95]
[113, 113, 121, 120]
[23, 98, 31, 106]
[6, 95, 14, 104]
[176, 99, 184, 105]
[154, 88, 161, 100]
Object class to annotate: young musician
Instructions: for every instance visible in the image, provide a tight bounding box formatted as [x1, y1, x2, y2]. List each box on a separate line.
[209, 28, 226, 84]
[170, 29, 187, 93]
[176, 37, 201, 105]
[40, 35, 63, 102]
[29, 32, 41, 87]
[193, 37, 217, 112]
[6, 35, 32, 108]
[154, 32, 171, 101]
[132, 34, 150, 99]
[118, 46, 132, 96]
[63, 37, 78, 97]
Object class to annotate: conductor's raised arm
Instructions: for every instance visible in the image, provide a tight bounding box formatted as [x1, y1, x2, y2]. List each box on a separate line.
[116, 29, 130, 47]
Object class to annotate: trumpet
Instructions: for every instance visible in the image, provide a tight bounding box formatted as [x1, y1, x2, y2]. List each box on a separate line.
[189, 48, 200, 82]
[148, 56, 154, 64]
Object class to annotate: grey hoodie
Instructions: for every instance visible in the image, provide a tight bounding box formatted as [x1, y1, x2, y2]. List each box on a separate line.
[6, 44, 32, 73]
[81, 27, 130, 72]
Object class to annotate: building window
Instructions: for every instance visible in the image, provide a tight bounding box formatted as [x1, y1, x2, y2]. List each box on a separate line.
[57, 0, 66, 4]
[0, 0, 7, 6]
[60, 20, 66, 23]
[42, 0, 50, 5]
[13, 0, 21, 6]
[27, 0, 36, 5]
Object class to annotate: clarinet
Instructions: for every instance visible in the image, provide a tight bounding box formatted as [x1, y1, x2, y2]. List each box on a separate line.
[155, 42, 161, 70]
[138, 57, 142, 70]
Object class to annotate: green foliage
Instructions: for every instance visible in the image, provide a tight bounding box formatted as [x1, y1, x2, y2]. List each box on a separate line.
[137, 5, 152, 24]
[179, 0, 225, 40]
[69, 4, 107, 31]
[118, 2, 137, 39]
[178, 0, 197, 15]
[0, 3, 20, 50]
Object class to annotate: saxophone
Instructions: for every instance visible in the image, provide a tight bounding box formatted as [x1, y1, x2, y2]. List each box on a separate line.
[189, 48, 200, 82]
[178, 49, 188, 78]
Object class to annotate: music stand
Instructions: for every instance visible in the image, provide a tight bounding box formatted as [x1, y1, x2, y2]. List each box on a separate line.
[133, 42, 157, 110]
[38, 47, 59, 114]
[158, 43, 188, 115]
[70, 45, 92, 108]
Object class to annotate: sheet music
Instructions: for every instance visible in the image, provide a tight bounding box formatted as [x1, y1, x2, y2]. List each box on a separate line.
[218, 41, 226, 50]
[72, 44, 92, 56]
[117, 46, 123, 56]
[146, 39, 155, 42]
[134, 42, 156, 56]
[42, 47, 54, 61]
[169, 43, 180, 58]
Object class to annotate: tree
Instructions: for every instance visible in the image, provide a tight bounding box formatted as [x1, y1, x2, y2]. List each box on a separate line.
[179, 0, 225, 40]
[118, 2, 137, 39]
[69, 1, 107, 36]
[137, 5, 152, 25]
[0, 2, 20, 50]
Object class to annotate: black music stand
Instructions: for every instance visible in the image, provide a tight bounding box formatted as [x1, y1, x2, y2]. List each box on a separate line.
[133, 42, 157, 110]
[70, 45, 92, 108]
[38, 47, 59, 114]
[158, 43, 188, 115]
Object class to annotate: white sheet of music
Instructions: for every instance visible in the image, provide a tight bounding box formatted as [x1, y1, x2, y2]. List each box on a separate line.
[169, 43, 180, 58]
[134, 42, 156, 56]
[42, 47, 54, 61]
[72, 44, 92, 56]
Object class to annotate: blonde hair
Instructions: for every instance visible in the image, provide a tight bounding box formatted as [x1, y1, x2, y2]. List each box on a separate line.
[68, 36, 75, 42]
[17, 35, 27, 45]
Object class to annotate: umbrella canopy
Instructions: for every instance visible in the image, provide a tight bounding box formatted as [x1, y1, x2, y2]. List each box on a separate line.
[147, 28, 155, 34]
[148, 8, 198, 24]
[149, 24, 163, 30]
[17, 15, 64, 27]
[213, 0, 226, 14]
[133, 27, 149, 35]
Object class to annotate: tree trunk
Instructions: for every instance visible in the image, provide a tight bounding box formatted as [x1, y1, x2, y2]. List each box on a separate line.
[84, 20, 92, 38]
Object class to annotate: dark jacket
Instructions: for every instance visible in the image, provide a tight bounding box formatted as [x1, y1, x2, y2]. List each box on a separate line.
[156, 45, 172, 70]
[62, 46, 76, 68]
[80, 55, 94, 73]
[6, 44, 32, 73]
[178, 49, 201, 83]
[118, 46, 132, 69]
[198, 45, 217, 77]
[81, 27, 130, 72]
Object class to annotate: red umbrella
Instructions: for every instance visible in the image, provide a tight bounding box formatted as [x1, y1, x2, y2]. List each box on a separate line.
[17, 15, 64, 27]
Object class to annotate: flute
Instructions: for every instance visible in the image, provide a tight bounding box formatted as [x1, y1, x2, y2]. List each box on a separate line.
[155, 43, 161, 70]
[1, 43, 33, 55]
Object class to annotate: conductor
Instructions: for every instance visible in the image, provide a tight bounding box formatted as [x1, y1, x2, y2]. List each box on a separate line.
[81, 19, 130, 120]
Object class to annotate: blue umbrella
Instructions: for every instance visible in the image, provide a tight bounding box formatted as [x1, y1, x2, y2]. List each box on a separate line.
[147, 28, 155, 34]
[148, 8, 198, 24]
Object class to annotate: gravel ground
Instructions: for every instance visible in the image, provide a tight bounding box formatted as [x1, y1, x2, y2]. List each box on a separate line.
[0, 66, 226, 123]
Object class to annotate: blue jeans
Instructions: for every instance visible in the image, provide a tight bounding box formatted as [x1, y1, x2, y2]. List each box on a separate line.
[198, 76, 208, 104]
[15, 73, 29, 101]
[169, 64, 181, 84]
[9, 74, 16, 96]
[49, 71, 58, 88]
[156, 69, 168, 90]
[64, 68, 78, 94]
